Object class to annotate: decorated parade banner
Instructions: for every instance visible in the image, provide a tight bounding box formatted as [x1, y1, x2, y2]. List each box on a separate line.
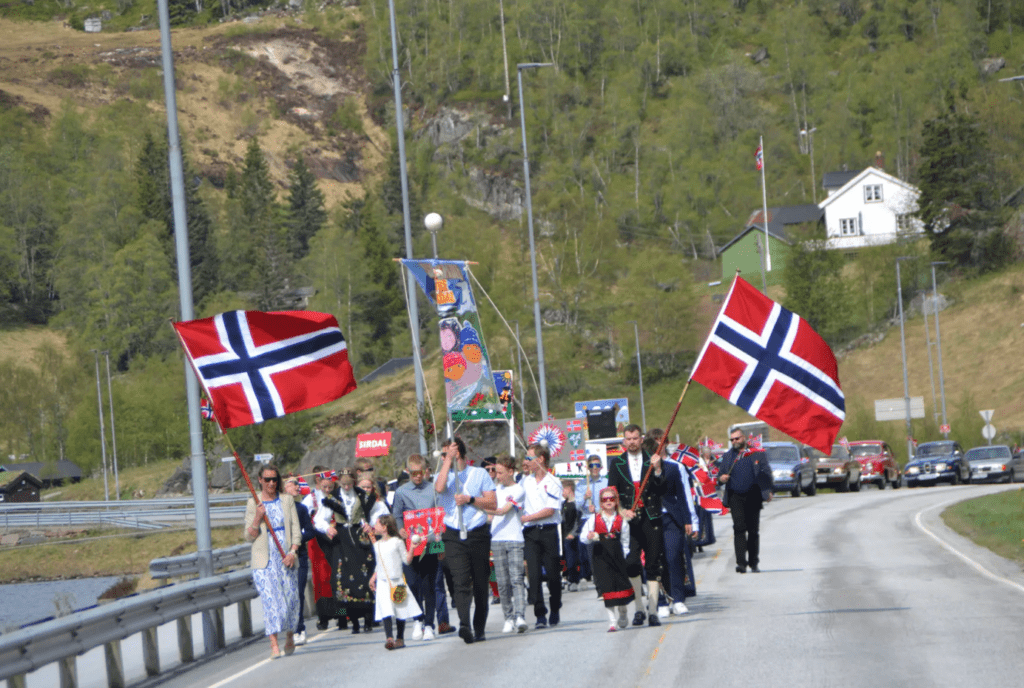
[524, 418, 587, 463]
[492, 370, 514, 420]
[574, 398, 630, 439]
[554, 443, 610, 478]
[401, 259, 504, 422]
[403, 507, 446, 557]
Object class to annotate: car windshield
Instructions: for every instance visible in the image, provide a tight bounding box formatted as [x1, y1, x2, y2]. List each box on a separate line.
[767, 446, 800, 464]
[965, 446, 1011, 462]
[849, 444, 883, 458]
[917, 442, 956, 457]
[830, 445, 849, 460]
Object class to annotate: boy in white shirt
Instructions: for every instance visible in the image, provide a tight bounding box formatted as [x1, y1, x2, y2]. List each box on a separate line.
[484, 456, 528, 633]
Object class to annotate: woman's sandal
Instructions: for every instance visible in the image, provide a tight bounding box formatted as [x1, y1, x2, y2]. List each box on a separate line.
[394, 639, 405, 649]
[284, 635, 295, 656]
[384, 638, 396, 650]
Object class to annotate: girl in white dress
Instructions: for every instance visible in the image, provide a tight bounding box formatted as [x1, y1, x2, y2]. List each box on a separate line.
[370, 515, 422, 649]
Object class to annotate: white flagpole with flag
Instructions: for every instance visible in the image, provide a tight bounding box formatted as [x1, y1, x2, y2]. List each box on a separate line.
[757, 135, 771, 279]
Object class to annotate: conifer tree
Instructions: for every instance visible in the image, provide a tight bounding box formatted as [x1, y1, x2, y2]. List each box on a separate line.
[286, 156, 327, 260]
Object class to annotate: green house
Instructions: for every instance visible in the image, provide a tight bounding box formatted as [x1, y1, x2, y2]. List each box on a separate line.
[719, 205, 824, 284]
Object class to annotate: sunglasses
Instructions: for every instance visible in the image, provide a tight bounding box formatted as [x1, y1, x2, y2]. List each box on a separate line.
[730, 437, 744, 442]
[262, 476, 280, 483]
[409, 470, 425, 477]
[588, 464, 601, 469]
[601, 497, 617, 502]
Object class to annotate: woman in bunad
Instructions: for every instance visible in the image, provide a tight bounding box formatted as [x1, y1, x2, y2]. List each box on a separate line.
[580, 486, 634, 632]
[306, 467, 344, 630]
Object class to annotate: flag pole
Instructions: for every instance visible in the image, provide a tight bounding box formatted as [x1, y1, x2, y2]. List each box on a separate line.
[631, 378, 693, 511]
[759, 134, 771, 291]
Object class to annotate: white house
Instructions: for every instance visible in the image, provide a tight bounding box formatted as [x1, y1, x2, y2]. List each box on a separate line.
[818, 166, 924, 251]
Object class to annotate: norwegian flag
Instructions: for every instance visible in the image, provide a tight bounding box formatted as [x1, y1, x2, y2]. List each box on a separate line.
[297, 476, 311, 496]
[173, 310, 357, 429]
[691, 277, 844, 454]
[668, 445, 724, 511]
[200, 397, 215, 421]
[745, 434, 764, 455]
[755, 144, 764, 171]
[700, 495, 728, 515]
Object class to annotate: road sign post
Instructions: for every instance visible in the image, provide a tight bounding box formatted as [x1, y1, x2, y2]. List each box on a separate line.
[980, 410, 995, 446]
[221, 457, 235, 492]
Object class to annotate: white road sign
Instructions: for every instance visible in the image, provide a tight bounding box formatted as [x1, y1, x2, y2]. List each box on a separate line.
[254, 453, 274, 463]
[875, 397, 925, 421]
[979, 409, 995, 423]
[982, 424, 996, 440]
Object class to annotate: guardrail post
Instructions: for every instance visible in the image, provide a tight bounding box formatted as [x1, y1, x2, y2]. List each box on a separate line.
[8, 673, 27, 688]
[142, 626, 159, 677]
[58, 656, 77, 688]
[177, 615, 194, 663]
[213, 606, 226, 649]
[104, 639, 125, 688]
[237, 599, 253, 637]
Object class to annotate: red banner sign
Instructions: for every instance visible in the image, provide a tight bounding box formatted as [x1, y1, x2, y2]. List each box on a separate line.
[355, 432, 392, 457]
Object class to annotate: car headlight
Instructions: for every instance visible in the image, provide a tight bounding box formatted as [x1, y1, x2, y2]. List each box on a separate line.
[833, 467, 843, 474]
[906, 466, 919, 475]
[935, 462, 948, 471]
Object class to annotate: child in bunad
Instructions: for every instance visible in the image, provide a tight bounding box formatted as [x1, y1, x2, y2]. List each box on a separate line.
[580, 486, 634, 632]
[369, 515, 422, 649]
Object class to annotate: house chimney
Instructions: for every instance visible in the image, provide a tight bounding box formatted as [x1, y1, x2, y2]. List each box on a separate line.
[875, 150, 884, 170]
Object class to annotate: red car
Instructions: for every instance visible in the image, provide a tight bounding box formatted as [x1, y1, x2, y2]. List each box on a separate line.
[847, 441, 901, 490]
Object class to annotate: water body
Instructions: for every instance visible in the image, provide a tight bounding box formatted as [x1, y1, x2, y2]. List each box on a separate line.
[0, 576, 125, 632]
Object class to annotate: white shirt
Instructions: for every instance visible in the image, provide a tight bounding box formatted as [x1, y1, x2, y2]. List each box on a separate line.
[580, 513, 630, 558]
[521, 472, 563, 527]
[627, 452, 644, 482]
[310, 489, 334, 534]
[490, 482, 526, 542]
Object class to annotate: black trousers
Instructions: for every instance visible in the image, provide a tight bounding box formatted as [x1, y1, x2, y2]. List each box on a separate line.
[442, 525, 491, 636]
[403, 552, 438, 628]
[625, 515, 663, 581]
[524, 524, 562, 617]
[296, 553, 309, 633]
[728, 489, 763, 568]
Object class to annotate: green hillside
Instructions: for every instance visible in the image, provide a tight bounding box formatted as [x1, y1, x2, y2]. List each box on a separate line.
[2, 0, 1024, 475]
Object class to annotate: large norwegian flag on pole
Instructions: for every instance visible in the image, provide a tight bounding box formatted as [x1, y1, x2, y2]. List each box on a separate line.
[691, 277, 844, 453]
[173, 310, 357, 428]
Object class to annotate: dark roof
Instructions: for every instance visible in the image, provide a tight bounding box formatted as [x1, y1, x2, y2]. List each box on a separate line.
[822, 170, 863, 190]
[0, 471, 44, 489]
[719, 204, 824, 254]
[0, 460, 82, 479]
[359, 357, 414, 384]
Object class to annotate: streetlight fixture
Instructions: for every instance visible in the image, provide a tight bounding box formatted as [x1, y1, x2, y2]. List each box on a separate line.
[517, 62, 553, 421]
[424, 212, 443, 259]
[931, 261, 949, 437]
[387, 0, 428, 455]
[896, 257, 915, 462]
[627, 321, 646, 431]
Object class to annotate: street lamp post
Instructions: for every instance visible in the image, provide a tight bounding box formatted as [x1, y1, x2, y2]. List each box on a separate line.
[91, 350, 110, 502]
[931, 262, 949, 437]
[896, 257, 915, 462]
[387, 0, 428, 455]
[424, 212, 443, 259]
[511, 320, 526, 426]
[517, 62, 553, 421]
[103, 351, 120, 500]
[627, 321, 646, 431]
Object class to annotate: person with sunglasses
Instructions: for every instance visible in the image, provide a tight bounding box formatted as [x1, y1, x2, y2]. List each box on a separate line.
[391, 454, 441, 641]
[244, 463, 302, 658]
[580, 486, 634, 631]
[717, 428, 773, 573]
[575, 456, 607, 586]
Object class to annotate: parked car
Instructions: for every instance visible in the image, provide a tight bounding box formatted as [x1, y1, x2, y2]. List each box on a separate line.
[764, 441, 818, 497]
[903, 441, 970, 487]
[965, 445, 1022, 483]
[803, 443, 862, 492]
[847, 440, 901, 490]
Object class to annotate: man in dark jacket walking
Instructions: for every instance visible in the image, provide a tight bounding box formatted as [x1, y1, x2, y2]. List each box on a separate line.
[717, 428, 773, 573]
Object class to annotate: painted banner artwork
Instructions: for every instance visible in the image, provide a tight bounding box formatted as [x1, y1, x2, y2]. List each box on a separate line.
[403, 507, 446, 558]
[554, 443, 610, 479]
[401, 259, 504, 422]
[493, 370, 514, 420]
[574, 398, 629, 439]
[524, 418, 585, 461]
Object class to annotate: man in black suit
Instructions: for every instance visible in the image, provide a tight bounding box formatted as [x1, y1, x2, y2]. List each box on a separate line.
[717, 428, 774, 573]
[643, 430, 694, 616]
[607, 424, 667, 627]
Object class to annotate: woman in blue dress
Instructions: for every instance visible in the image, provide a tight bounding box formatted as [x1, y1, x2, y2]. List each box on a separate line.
[244, 464, 302, 658]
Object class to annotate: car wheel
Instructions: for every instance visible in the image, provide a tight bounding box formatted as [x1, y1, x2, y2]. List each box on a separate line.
[950, 470, 960, 486]
[877, 477, 887, 490]
[791, 480, 800, 498]
[837, 474, 850, 492]
[850, 475, 861, 492]
[804, 478, 817, 496]
[892, 472, 901, 490]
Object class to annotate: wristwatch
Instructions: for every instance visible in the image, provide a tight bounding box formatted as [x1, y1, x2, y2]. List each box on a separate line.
[469, 496, 476, 506]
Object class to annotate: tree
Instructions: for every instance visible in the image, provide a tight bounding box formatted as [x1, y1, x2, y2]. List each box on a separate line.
[285, 156, 327, 260]
[916, 91, 1001, 270]
[782, 242, 851, 344]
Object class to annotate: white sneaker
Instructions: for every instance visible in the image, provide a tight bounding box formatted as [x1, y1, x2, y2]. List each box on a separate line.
[293, 631, 306, 646]
[422, 625, 435, 641]
[671, 601, 689, 615]
[411, 620, 424, 640]
[502, 619, 515, 633]
[617, 608, 628, 629]
[515, 616, 528, 633]
[657, 605, 670, 618]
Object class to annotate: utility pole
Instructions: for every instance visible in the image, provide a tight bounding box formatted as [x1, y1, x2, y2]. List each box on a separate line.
[92, 350, 109, 502]
[896, 257, 915, 462]
[931, 262, 949, 438]
[103, 351, 120, 500]
[627, 321, 647, 431]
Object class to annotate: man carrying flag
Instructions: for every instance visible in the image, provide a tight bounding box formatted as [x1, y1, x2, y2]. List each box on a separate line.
[717, 430, 773, 573]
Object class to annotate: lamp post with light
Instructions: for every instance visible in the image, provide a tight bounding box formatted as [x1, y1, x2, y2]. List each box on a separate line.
[424, 212, 443, 259]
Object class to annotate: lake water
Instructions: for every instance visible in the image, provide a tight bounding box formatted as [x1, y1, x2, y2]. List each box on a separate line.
[0, 576, 125, 632]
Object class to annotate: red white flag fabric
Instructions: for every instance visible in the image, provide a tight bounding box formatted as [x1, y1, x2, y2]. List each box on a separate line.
[173, 310, 357, 428]
[691, 277, 844, 454]
[755, 144, 764, 171]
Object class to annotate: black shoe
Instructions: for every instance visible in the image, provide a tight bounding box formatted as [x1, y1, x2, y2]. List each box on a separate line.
[474, 632, 487, 642]
[736, 566, 747, 574]
[750, 565, 759, 573]
[632, 611, 646, 626]
[535, 615, 548, 629]
[549, 609, 560, 626]
[316, 621, 328, 631]
[458, 627, 475, 644]
[491, 597, 501, 605]
[648, 614, 661, 627]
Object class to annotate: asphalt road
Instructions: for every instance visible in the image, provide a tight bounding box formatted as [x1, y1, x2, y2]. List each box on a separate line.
[48, 483, 1024, 688]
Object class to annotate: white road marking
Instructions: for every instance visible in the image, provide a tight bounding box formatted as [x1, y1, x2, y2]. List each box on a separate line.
[914, 495, 1024, 595]
[205, 631, 328, 688]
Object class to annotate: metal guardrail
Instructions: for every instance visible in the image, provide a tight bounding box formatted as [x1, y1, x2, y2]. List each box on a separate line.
[0, 570, 258, 688]
[149, 544, 251, 579]
[1, 495, 249, 513]
[0, 505, 246, 531]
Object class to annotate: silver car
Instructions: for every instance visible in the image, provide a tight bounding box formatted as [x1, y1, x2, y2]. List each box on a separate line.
[966, 445, 1022, 483]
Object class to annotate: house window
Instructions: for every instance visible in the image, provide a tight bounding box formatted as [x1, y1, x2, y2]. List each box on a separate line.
[864, 184, 883, 202]
[896, 213, 913, 232]
[840, 218, 859, 236]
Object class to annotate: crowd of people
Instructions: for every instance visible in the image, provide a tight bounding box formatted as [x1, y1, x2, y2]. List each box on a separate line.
[244, 423, 748, 654]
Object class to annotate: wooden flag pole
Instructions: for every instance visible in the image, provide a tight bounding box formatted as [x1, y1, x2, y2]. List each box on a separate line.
[219, 424, 288, 559]
[631, 378, 693, 511]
